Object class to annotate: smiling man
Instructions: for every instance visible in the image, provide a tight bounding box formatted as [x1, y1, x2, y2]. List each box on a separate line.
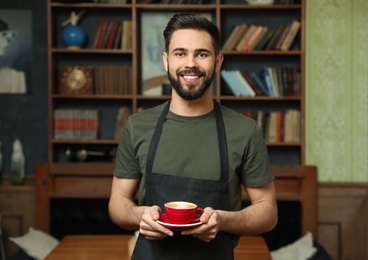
[109, 12, 277, 260]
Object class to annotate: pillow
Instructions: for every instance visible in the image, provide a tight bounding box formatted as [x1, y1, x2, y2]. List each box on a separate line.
[9, 227, 59, 260]
[270, 232, 317, 260]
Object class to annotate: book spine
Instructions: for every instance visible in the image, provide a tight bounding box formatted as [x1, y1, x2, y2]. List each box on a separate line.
[250, 71, 269, 96]
[225, 23, 248, 51]
[235, 70, 256, 96]
[241, 26, 264, 52]
[96, 20, 109, 49]
[280, 20, 301, 51]
[235, 24, 256, 52]
[106, 21, 120, 49]
[221, 70, 241, 96]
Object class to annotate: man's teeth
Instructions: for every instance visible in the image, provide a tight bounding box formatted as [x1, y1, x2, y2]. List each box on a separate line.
[183, 75, 199, 79]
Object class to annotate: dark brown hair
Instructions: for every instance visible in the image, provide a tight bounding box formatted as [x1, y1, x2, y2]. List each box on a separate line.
[163, 12, 221, 55]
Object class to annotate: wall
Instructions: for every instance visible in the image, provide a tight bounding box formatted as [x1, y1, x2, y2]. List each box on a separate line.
[305, 0, 368, 182]
[0, 0, 48, 176]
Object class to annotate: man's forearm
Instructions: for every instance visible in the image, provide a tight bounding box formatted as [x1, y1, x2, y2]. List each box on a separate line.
[218, 201, 277, 236]
[108, 194, 147, 230]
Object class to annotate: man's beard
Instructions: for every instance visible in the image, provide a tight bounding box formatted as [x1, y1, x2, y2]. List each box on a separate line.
[167, 66, 215, 101]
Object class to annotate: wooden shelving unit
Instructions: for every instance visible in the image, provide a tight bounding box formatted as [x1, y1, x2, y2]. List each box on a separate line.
[47, 0, 305, 164]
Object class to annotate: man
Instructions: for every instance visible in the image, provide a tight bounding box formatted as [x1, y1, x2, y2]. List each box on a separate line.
[0, 18, 26, 94]
[109, 12, 277, 259]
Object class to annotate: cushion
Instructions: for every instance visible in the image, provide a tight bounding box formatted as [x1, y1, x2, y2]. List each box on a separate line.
[270, 232, 317, 260]
[9, 227, 59, 260]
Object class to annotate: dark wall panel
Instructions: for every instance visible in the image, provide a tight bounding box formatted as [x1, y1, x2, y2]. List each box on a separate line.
[0, 0, 48, 176]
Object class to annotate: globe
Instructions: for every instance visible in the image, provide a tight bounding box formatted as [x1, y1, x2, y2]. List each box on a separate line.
[62, 25, 86, 49]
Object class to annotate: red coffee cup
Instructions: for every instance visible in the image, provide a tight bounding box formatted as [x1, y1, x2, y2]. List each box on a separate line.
[164, 201, 204, 224]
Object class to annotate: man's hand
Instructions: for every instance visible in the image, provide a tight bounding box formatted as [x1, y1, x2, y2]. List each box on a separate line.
[139, 205, 174, 240]
[180, 207, 221, 242]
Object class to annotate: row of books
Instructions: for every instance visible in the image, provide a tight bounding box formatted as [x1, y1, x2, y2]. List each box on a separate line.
[223, 20, 301, 52]
[92, 19, 132, 50]
[54, 109, 98, 140]
[93, 65, 133, 95]
[221, 67, 300, 97]
[240, 110, 301, 143]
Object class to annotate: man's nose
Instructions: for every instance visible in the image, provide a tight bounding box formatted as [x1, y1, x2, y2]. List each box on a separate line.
[185, 55, 198, 68]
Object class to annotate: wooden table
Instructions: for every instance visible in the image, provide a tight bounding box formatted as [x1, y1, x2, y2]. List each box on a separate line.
[45, 235, 271, 259]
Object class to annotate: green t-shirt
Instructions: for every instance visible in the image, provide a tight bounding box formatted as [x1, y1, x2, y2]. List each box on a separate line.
[114, 101, 273, 211]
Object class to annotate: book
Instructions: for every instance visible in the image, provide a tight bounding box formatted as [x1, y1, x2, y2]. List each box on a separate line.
[267, 111, 278, 142]
[235, 24, 257, 52]
[101, 21, 113, 48]
[274, 23, 291, 50]
[113, 22, 122, 49]
[284, 109, 300, 142]
[281, 68, 289, 96]
[253, 27, 277, 50]
[122, 20, 133, 50]
[221, 70, 242, 96]
[256, 111, 265, 132]
[241, 25, 265, 52]
[234, 70, 256, 96]
[275, 67, 283, 96]
[222, 24, 240, 51]
[268, 67, 279, 96]
[92, 19, 105, 48]
[224, 23, 248, 51]
[249, 71, 269, 96]
[240, 71, 265, 96]
[265, 24, 286, 50]
[279, 20, 301, 51]
[276, 111, 284, 142]
[260, 68, 274, 96]
[247, 26, 268, 51]
[95, 19, 109, 49]
[106, 21, 120, 49]
[229, 70, 252, 96]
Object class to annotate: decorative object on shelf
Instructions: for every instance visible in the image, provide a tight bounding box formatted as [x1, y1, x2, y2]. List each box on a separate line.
[65, 147, 116, 162]
[114, 106, 132, 140]
[11, 138, 25, 185]
[59, 66, 94, 94]
[245, 0, 274, 5]
[61, 10, 86, 49]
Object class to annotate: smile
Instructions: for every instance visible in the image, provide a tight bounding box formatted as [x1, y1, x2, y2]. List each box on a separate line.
[183, 75, 199, 80]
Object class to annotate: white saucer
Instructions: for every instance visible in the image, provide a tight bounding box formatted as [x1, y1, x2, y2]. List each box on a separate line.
[156, 214, 202, 229]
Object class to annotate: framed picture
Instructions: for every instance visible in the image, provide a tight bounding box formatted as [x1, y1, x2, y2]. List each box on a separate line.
[0, 9, 33, 94]
[140, 12, 212, 96]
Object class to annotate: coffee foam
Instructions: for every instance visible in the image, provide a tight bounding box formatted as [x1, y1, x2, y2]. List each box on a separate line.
[166, 201, 196, 209]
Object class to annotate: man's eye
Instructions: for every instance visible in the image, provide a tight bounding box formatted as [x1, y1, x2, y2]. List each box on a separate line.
[175, 52, 185, 57]
[198, 53, 207, 58]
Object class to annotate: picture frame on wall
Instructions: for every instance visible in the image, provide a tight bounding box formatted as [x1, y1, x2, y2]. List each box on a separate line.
[0, 9, 33, 94]
[140, 12, 212, 96]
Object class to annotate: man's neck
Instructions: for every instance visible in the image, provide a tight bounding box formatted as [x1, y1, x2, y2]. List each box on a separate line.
[169, 90, 214, 117]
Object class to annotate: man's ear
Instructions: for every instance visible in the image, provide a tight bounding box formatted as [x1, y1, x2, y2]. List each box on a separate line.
[162, 52, 168, 71]
[215, 53, 224, 72]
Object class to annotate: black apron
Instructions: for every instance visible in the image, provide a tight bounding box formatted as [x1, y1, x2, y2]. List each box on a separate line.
[132, 101, 234, 260]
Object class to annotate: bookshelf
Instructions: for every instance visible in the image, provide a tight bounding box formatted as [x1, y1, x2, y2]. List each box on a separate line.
[47, 0, 305, 165]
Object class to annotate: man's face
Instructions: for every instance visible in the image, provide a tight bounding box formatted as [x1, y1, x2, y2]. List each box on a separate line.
[0, 30, 16, 57]
[162, 29, 223, 100]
